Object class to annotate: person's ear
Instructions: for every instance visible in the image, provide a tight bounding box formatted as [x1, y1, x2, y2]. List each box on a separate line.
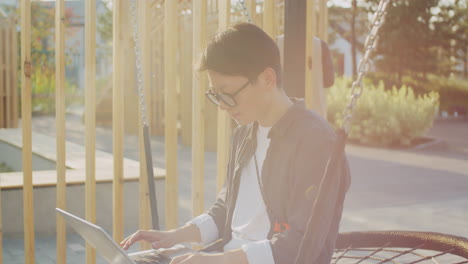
[260, 67, 277, 91]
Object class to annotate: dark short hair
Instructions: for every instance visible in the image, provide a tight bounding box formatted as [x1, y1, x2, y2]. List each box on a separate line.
[197, 23, 282, 87]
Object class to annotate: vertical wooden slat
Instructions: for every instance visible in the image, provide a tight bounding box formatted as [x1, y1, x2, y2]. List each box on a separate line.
[164, 0, 178, 230]
[6, 22, 12, 127]
[6, 20, 13, 128]
[21, 0, 35, 263]
[263, 0, 275, 37]
[317, 0, 323, 39]
[1, 26, 5, 128]
[305, 0, 317, 109]
[85, 0, 97, 263]
[216, 0, 231, 193]
[192, 0, 207, 217]
[138, 0, 152, 249]
[12, 18, 19, 128]
[180, 14, 193, 147]
[5, 25, 12, 128]
[55, 0, 67, 263]
[218, 0, 230, 28]
[112, 0, 124, 243]
[141, 0, 151, 159]
[246, 0, 257, 24]
[321, 0, 328, 42]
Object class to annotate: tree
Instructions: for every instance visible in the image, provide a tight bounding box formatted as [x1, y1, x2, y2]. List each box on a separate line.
[433, 0, 468, 78]
[361, 0, 468, 83]
[328, 3, 368, 76]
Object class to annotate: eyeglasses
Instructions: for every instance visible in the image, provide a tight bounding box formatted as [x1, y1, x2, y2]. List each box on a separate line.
[205, 80, 250, 107]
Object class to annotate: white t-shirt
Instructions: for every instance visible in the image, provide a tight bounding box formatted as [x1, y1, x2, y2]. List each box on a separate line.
[188, 125, 275, 264]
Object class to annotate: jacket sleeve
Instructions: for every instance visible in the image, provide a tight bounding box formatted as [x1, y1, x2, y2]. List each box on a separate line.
[207, 185, 228, 236]
[206, 126, 240, 237]
[270, 124, 350, 264]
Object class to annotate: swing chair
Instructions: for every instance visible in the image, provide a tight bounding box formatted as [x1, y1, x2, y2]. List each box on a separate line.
[130, 0, 468, 263]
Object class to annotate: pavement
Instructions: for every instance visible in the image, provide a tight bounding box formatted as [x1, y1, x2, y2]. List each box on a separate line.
[2, 115, 468, 263]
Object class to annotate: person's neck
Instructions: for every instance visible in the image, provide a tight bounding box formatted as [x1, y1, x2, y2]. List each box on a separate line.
[257, 93, 293, 127]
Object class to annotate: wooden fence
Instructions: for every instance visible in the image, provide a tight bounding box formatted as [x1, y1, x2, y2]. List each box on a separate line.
[3, 0, 328, 263]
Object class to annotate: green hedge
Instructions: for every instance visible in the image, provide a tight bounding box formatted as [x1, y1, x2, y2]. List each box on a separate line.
[402, 75, 468, 114]
[367, 73, 468, 113]
[327, 77, 439, 147]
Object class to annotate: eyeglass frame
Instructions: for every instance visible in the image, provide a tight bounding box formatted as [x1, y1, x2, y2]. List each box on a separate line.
[205, 79, 251, 107]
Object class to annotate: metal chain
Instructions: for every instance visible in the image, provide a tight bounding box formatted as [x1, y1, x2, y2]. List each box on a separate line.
[130, 0, 148, 126]
[341, 0, 390, 134]
[239, 0, 253, 23]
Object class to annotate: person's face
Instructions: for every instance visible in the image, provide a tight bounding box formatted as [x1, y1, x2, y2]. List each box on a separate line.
[206, 70, 265, 126]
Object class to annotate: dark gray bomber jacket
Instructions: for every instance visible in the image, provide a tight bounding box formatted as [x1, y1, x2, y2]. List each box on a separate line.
[203, 100, 351, 264]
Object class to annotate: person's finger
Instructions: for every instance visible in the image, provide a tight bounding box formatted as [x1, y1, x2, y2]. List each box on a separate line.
[120, 234, 135, 249]
[120, 233, 135, 247]
[122, 230, 147, 250]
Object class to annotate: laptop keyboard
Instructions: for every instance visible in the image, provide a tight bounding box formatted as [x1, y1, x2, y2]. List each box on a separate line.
[131, 251, 171, 264]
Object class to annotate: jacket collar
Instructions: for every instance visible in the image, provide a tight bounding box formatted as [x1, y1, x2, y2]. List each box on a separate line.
[267, 98, 306, 139]
[243, 98, 306, 141]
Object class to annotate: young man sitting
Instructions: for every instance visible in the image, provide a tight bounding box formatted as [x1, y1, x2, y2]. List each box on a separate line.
[121, 23, 350, 264]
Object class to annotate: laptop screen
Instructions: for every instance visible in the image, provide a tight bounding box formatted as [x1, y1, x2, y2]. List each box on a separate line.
[56, 208, 135, 264]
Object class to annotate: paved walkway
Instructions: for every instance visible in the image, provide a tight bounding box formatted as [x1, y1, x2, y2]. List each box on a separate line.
[2, 115, 468, 263]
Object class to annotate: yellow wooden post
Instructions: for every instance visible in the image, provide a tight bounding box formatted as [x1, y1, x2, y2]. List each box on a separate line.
[55, 0, 67, 263]
[216, 0, 231, 193]
[262, 0, 275, 37]
[21, 0, 35, 263]
[85, 0, 97, 263]
[192, 0, 207, 217]
[180, 10, 194, 147]
[165, 0, 179, 229]
[320, 0, 328, 42]
[1, 26, 5, 128]
[5, 24, 12, 128]
[246, 0, 257, 24]
[113, 0, 124, 243]
[11, 18, 19, 128]
[305, 0, 317, 109]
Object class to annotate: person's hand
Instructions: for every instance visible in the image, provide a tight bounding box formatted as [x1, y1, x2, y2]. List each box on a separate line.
[120, 229, 179, 250]
[170, 252, 225, 264]
[120, 224, 202, 250]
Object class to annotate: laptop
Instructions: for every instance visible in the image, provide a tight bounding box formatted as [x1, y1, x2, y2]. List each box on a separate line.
[56, 208, 193, 264]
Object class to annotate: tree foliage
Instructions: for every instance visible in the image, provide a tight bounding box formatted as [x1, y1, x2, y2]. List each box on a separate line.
[363, 0, 468, 82]
[329, 0, 468, 83]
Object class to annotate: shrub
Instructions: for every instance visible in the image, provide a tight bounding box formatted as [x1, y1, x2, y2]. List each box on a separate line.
[327, 77, 439, 147]
[404, 75, 468, 114]
[367, 72, 468, 113]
